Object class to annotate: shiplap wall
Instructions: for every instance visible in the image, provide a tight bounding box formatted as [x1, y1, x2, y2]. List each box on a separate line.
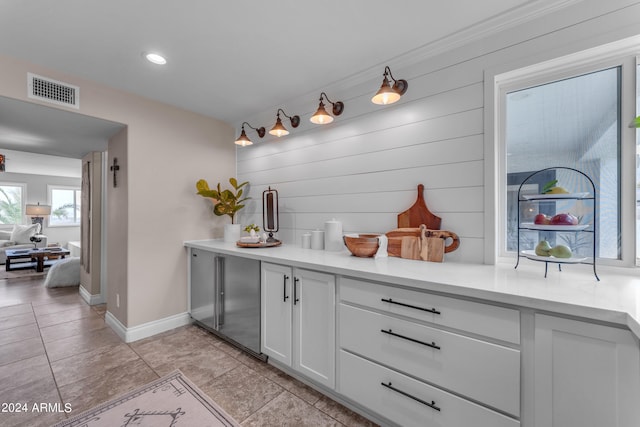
[236, 0, 640, 264]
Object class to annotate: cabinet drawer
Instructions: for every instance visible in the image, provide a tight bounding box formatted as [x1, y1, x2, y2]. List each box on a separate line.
[339, 350, 519, 427]
[340, 277, 520, 344]
[340, 304, 520, 416]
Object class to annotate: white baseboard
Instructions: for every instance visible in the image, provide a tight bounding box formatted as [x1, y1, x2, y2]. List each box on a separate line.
[79, 286, 105, 305]
[105, 310, 191, 343]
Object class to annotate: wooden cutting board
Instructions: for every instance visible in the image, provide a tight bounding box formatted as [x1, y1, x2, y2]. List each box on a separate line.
[397, 184, 442, 229]
[386, 227, 460, 259]
[420, 225, 445, 262]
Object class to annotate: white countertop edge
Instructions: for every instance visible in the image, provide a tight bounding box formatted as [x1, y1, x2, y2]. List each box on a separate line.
[184, 239, 640, 339]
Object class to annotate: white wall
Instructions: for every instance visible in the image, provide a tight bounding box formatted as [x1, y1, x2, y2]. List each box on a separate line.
[236, 0, 640, 264]
[0, 54, 235, 329]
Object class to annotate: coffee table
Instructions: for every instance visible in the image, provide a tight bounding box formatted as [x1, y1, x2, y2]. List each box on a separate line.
[5, 247, 72, 273]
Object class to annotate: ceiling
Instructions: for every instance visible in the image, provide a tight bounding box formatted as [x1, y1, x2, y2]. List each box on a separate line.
[0, 0, 573, 161]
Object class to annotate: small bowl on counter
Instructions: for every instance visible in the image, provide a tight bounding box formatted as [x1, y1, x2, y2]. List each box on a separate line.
[343, 233, 381, 257]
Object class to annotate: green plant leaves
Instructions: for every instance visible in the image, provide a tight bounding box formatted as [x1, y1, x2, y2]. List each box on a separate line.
[196, 177, 250, 223]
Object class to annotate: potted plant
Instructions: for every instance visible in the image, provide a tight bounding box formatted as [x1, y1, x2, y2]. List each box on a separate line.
[196, 178, 249, 242]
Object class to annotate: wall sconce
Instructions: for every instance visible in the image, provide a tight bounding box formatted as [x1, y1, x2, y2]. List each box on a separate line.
[310, 92, 345, 125]
[371, 66, 408, 105]
[0, 154, 5, 172]
[269, 108, 300, 137]
[235, 121, 266, 146]
[25, 202, 52, 228]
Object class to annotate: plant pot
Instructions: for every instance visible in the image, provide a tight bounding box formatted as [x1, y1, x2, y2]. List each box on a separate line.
[224, 223, 241, 243]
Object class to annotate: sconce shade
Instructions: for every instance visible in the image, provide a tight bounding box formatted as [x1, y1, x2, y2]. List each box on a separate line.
[26, 204, 52, 216]
[310, 92, 344, 125]
[234, 129, 253, 146]
[269, 109, 300, 137]
[269, 116, 289, 137]
[371, 66, 408, 105]
[310, 101, 333, 124]
[234, 122, 266, 146]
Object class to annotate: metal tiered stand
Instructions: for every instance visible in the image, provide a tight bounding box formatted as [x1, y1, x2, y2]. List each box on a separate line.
[514, 166, 599, 281]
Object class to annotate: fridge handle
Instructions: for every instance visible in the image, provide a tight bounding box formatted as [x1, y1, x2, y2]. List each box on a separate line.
[215, 256, 225, 328]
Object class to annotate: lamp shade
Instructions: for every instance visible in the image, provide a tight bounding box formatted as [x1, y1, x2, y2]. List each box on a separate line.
[371, 77, 401, 105]
[310, 102, 333, 124]
[269, 117, 289, 137]
[26, 204, 52, 216]
[234, 129, 253, 146]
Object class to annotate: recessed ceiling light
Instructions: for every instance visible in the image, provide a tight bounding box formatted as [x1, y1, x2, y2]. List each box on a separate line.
[144, 52, 167, 65]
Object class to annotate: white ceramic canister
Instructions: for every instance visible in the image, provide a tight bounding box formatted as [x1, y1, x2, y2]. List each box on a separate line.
[301, 233, 311, 249]
[324, 218, 343, 251]
[311, 230, 325, 250]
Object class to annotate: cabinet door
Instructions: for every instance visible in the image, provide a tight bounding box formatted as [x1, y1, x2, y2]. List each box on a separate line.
[261, 262, 292, 365]
[534, 314, 640, 427]
[293, 268, 336, 388]
[189, 248, 216, 329]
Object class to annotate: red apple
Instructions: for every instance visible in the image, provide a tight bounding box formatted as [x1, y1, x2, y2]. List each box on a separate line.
[534, 214, 550, 225]
[549, 213, 578, 226]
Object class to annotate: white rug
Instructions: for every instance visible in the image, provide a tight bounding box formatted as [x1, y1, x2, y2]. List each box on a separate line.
[51, 370, 239, 427]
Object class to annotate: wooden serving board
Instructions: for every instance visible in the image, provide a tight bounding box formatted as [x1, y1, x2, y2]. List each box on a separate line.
[236, 240, 282, 248]
[397, 184, 442, 229]
[386, 227, 460, 260]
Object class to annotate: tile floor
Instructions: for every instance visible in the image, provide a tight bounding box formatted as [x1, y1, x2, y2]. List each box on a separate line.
[0, 275, 377, 427]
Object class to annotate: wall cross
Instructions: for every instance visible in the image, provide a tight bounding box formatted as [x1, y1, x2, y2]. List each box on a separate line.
[110, 157, 120, 187]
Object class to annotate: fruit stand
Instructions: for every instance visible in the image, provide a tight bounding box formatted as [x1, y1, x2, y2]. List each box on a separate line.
[514, 166, 599, 280]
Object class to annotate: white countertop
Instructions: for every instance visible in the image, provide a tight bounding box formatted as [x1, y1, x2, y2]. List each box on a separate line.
[184, 239, 640, 339]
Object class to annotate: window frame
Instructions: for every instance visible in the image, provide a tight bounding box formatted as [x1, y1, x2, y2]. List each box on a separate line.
[48, 184, 81, 228]
[487, 40, 638, 267]
[0, 181, 27, 229]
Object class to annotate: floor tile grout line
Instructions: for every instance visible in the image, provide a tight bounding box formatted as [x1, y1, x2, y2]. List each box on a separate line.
[33, 300, 69, 417]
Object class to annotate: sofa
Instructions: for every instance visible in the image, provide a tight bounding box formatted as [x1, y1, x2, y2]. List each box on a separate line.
[0, 223, 48, 265]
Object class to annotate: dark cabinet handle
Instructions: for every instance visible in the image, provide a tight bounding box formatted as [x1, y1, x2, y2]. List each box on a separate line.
[381, 298, 441, 315]
[381, 329, 441, 350]
[381, 382, 441, 412]
[294, 277, 300, 305]
[283, 275, 289, 302]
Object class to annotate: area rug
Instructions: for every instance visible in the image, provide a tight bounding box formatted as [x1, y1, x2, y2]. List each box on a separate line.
[51, 370, 239, 427]
[0, 268, 46, 280]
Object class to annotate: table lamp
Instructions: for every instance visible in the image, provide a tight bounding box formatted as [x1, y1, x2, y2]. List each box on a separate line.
[25, 203, 52, 228]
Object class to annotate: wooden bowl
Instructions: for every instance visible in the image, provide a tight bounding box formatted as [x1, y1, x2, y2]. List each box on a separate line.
[343, 234, 380, 257]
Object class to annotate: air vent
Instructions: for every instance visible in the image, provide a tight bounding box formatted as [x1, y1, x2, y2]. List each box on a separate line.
[27, 73, 79, 109]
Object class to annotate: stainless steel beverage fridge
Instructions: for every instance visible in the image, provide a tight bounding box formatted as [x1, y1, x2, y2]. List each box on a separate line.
[189, 248, 264, 360]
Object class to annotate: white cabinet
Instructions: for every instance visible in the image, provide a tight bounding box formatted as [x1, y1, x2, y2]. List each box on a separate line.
[261, 263, 292, 365]
[261, 262, 335, 388]
[534, 314, 640, 427]
[338, 277, 521, 426]
[340, 350, 520, 427]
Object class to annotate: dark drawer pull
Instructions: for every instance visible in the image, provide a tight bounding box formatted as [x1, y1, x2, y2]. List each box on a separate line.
[381, 329, 441, 350]
[283, 275, 289, 302]
[381, 298, 441, 315]
[381, 382, 441, 412]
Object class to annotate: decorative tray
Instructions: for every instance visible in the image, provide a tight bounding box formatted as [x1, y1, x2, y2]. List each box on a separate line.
[521, 192, 590, 200]
[520, 223, 589, 231]
[521, 250, 588, 263]
[236, 240, 282, 248]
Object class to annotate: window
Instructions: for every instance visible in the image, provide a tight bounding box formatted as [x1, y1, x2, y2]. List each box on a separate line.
[505, 67, 621, 260]
[0, 183, 25, 226]
[49, 186, 81, 226]
[493, 42, 638, 266]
